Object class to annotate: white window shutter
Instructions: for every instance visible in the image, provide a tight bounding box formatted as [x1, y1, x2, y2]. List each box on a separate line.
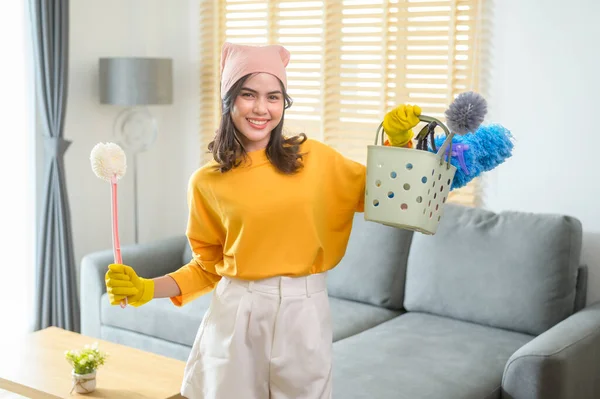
[201, 0, 485, 207]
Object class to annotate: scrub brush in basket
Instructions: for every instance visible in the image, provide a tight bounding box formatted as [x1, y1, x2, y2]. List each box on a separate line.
[90, 142, 128, 308]
[428, 92, 514, 189]
[433, 91, 488, 189]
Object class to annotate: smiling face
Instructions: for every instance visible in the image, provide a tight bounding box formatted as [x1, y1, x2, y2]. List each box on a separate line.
[230, 73, 285, 152]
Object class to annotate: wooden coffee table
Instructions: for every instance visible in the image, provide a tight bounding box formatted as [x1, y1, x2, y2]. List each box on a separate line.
[0, 327, 186, 398]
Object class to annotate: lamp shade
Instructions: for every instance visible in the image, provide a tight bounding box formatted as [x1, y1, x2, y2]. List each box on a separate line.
[99, 57, 173, 106]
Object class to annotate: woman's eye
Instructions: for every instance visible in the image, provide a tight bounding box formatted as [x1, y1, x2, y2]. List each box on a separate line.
[241, 93, 253, 98]
[269, 95, 281, 101]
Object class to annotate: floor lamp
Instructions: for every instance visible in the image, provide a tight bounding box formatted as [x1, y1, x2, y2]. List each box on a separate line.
[99, 57, 173, 244]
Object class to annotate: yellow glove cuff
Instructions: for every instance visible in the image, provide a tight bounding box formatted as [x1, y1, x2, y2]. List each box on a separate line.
[130, 278, 155, 307]
[388, 129, 414, 147]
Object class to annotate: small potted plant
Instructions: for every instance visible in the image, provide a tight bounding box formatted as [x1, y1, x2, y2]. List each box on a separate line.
[64, 342, 108, 394]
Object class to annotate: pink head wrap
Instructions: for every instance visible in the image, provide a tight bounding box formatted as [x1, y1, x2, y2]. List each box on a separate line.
[220, 42, 291, 98]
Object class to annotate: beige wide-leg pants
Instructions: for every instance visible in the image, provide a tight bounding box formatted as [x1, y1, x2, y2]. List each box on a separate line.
[181, 272, 332, 399]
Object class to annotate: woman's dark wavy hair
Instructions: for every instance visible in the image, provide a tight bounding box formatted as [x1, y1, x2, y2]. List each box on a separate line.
[208, 73, 307, 174]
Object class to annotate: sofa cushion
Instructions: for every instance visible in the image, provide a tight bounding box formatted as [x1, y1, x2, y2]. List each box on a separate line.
[329, 297, 402, 341]
[333, 312, 533, 399]
[327, 213, 413, 310]
[101, 293, 401, 347]
[404, 204, 582, 336]
[101, 325, 193, 362]
[101, 292, 213, 347]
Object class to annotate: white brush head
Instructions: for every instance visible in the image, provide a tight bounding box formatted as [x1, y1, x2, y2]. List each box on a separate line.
[90, 142, 127, 182]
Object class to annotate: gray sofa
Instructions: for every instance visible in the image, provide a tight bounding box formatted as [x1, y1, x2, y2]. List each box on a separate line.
[81, 204, 600, 399]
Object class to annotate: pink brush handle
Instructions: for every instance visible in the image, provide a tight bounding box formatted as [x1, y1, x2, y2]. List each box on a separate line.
[111, 175, 127, 309]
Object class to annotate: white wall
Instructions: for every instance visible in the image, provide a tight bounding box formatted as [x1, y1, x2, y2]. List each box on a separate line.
[66, 0, 200, 279]
[484, 0, 600, 305]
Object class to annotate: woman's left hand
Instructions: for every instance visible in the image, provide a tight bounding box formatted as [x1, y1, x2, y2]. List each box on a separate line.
[383, 104, 422, 147]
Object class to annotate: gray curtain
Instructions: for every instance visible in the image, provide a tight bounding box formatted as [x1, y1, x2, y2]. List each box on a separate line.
[30, 0, 80, 332]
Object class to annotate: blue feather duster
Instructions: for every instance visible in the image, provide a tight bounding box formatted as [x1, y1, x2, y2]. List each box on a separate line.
[470, 124, 514, 172]
[430, 123, 514, 190]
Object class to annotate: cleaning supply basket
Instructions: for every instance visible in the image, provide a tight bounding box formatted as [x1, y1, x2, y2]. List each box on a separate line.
[365, 116, 457, 235]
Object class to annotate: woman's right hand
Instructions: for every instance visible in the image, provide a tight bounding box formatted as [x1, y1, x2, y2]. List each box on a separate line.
[105, 264, 155, 307]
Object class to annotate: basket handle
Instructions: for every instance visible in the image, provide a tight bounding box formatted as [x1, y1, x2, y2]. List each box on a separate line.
[373, 115, 456, 169]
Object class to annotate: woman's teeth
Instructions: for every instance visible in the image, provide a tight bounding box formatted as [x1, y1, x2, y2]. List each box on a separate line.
[248, 119, 267, 126]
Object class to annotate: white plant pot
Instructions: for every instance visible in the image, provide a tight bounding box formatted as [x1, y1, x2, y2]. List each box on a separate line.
[71, 369, 97, 394]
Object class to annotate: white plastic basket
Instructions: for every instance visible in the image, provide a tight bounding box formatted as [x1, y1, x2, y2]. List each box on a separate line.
[365, 117, 457, 235]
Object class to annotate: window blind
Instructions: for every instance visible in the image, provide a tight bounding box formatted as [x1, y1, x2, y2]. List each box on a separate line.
[199, 0, 485, 206]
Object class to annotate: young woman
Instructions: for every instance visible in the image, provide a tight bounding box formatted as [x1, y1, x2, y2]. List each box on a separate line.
[105, 42, 420, 399]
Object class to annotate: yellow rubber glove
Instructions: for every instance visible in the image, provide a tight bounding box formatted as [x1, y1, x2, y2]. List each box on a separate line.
[105, 264, 155, 307]
[383, 104, 422, 147]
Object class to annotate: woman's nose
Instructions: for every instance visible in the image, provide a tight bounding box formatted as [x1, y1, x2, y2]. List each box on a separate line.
[253, 97, 267, 114]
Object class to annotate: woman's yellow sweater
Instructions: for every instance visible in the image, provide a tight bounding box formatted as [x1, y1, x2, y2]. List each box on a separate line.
[168, 138, 366, 306]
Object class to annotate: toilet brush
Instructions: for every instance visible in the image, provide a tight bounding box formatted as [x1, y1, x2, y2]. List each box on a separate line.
[90, 142, 128, 308]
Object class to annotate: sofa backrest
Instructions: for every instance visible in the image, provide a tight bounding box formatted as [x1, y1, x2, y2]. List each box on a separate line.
[182, 242, 193, 266]
[327, 213, 414, 310]
[403, 204, 582, 336]
[574, 265, 588, 312]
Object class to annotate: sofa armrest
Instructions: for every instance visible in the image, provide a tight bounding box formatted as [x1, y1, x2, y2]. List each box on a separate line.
[80, 235, 188, 338]
[502, 301, 600, 399]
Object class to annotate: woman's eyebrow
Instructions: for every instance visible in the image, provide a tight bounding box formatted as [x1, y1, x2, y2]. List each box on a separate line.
[241, 87, 282, 95]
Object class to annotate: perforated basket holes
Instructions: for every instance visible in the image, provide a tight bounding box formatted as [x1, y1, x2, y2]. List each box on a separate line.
[419, 166, 450, 222]
[369, 162, 424, 211]
[365, 143, 459, 235]
[366, 145, 455, 234]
